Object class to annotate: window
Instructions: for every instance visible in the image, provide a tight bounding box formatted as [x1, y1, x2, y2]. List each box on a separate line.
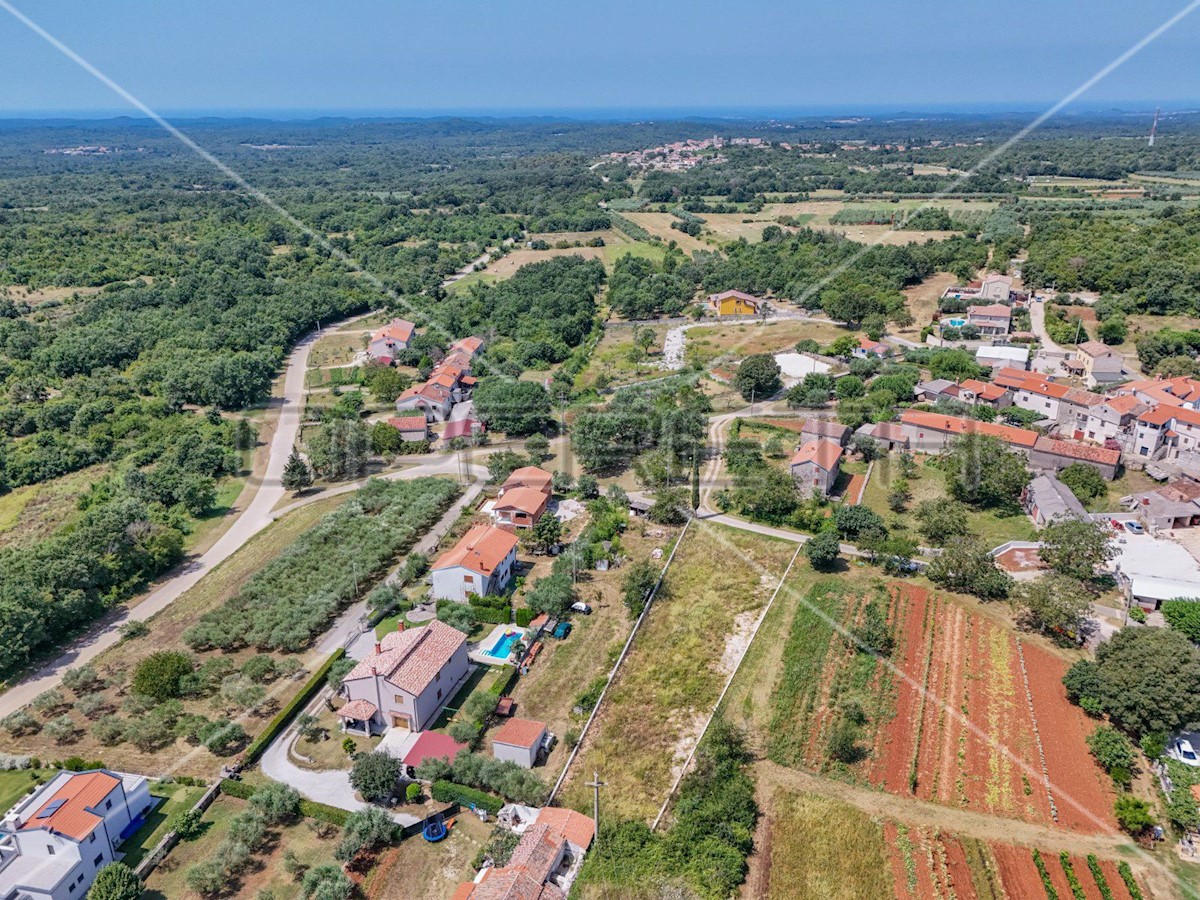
[89, 832, 96, 843]
[47, 845, 55, 855]
[68, 884, 75, 894]
[94, 854, 103, 866]
[105, 799, 111, 810]
[78, 874, 85, 883]
[437, 688, 442, 700]
[435, 671, 441, 682]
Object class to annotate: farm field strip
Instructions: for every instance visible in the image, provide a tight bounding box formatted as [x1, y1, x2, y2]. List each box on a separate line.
[761, 785, 1149, 900]
[559, 521, 794, 820]
[867, 585, 1116, 833]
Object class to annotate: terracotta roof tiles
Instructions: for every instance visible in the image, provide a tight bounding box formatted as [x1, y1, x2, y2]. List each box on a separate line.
[492, 717, 547, 749]
[19, 771, 120, 842]
[790, 438, 843, 472]
[433, 525, 519, 577]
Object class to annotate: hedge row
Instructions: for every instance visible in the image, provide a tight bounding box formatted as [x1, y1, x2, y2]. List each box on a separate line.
[431, 780, 503, 814]
[241, 648, 346, 766]
[219, 778, 349, 826]
[514, 608, 536, 628]
[472, 605, 509, 625]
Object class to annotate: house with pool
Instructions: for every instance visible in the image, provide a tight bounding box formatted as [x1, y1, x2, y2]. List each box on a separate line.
[431, 525, 520, 603]
[338, 620, 470, 734]
[0, 768, 153, 900]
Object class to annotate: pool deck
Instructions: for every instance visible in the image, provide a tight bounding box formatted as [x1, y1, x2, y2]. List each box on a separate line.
[468, 623, 529, 666]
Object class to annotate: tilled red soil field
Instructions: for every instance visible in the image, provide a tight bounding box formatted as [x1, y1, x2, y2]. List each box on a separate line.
[1023, 642, 1119, 833]
[871, 586, 1114, 832]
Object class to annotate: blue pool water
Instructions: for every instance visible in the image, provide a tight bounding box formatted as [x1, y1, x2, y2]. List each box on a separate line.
[487, 630, 521, 659]
[945, 317, 967, 327]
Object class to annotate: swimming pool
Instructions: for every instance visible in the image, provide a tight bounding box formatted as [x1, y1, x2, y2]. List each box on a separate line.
[487, 630, 521, 660]
[945, 317, 967, 328]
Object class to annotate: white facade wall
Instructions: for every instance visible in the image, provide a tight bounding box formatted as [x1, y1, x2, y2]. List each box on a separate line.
[493, 739, 540, 769]
[342, 642, 470, 732]
[431, 552, 515, 603]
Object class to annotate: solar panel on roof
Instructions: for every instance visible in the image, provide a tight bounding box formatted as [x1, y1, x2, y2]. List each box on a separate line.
[37, 798, 67, 818]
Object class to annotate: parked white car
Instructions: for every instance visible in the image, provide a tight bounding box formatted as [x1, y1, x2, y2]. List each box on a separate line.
[1168, 737, 1200, 767]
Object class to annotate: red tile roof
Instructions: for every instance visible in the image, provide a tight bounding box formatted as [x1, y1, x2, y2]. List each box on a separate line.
[336, 699, 378, 720]
[1104, 394, 1144, 415]
[372, 318, 415, 344]
[492, 717, 547, 749]
[1077, 340, 1117, 358]
[1139, 404, 1200, 428]
[502, 466, 554, 494]
[899, 410, 1039, 448]
[493, 487, 550, 518]
[442, 418, 482, 440]
[387, 415, 428, 432]
[708, 289, 758, 303]
[535, 807, 596, 850]
[452, 336, 484, 356]
[968, 303, 1012, 318]
[343, 620, 466, 695]
[20, 771, 120, 841]
[434, 525, 520, 577]
[402, 731, 467, 768]
[790, 438, 843, 472]
[1032, 437, 1120, 467]
[959, 379, 1008, 402]
[506, 824, 561, 884]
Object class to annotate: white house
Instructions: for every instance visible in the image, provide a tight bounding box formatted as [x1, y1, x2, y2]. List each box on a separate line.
[975, 345, 1028, 370]
[0, 769, 152, 900]
[491, 717, 548, 769]
[339, 620, 470, 733]
[431, 524, 519, 603]
[367, 318, 415, 363]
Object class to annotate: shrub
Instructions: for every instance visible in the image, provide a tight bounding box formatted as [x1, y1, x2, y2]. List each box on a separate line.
[200, 720, 248, 756]
[300, 865, 352, 900]
[2, 710, 41, 737]
[132, 651, 195, 702]
[62, 664, 102, 695]
[1113, 796, 1154, 835]
[335, 805, 399, 862]
[32, 689, 67, 715]
[1128, 606, 1147, 624]
[76, 694, 108, 719]
[431, 780, 503, 814]
[185, 860, 224, 896]
[1086, 725, 1137, 787]
[242, 649, 345, 765]
[92, 715, 126, 746]
[118, 620, 150, 641]
[88, 861, 143, 900]
[515, 608, 536, 627]
[240, 655, 279, 683]
[349, 752, 402, 803]
[804, 530, 841, 571]
[175, 807, 204, 839]
[405, 782, 421, 803]
[249, 781, 301, 825]
[44, 715, 77, 744]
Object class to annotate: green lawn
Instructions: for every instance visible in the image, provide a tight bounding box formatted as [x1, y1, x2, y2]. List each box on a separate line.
[429, 665, 505, 732]
[861, 454, 1035, 548]
[0, 768, 52, 815]
[120, 781, 208, 869]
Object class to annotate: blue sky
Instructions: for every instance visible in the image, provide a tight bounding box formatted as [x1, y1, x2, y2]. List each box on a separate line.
[1, 0, 1198, 115]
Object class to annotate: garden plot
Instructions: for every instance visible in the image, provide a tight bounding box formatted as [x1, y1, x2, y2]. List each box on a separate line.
[871, 585, 1117, 833]
[558, 521, 794, 821]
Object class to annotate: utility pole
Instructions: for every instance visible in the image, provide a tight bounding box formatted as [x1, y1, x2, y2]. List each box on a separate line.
[584, 771, 606, 834]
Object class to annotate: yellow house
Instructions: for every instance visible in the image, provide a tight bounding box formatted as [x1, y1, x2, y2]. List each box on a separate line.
[708, 289, 760, 316]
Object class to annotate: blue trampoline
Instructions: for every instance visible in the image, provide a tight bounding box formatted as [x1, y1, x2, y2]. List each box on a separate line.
[423, 812, 447, 842]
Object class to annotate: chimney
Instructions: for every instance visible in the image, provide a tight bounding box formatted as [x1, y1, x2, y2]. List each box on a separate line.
[397, 622, 404, 632]
[374, 642, 381, 655]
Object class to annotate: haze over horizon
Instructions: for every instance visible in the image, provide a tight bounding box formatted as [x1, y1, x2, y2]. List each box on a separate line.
[1, 0, 1198, 117]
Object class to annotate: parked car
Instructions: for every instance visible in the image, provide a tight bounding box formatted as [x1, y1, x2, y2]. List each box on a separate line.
[1169, 737, 1200, 768]
[1125, 521, 1145, 534]
[571, 602, 592, 615]
[552, 621, 573, 640]
[1110, 519, 1125, 531]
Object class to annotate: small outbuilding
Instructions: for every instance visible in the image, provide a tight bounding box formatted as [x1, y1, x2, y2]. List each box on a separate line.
[491, 717, 548, 769]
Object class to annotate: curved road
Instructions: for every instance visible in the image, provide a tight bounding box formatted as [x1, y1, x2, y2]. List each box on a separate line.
[0, 245, 515, 717]
[0, 314, 379, 717]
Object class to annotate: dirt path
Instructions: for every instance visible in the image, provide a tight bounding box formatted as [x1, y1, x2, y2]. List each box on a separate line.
[754, 761, 1139, 859]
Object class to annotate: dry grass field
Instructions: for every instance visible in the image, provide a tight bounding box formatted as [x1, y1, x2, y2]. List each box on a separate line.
[685, 318, 846, 367]
[899, 271, 960, 337]
[558, 522, 794, 821]
[0, 463, 110, 551]
[621, 211, 712, 254]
